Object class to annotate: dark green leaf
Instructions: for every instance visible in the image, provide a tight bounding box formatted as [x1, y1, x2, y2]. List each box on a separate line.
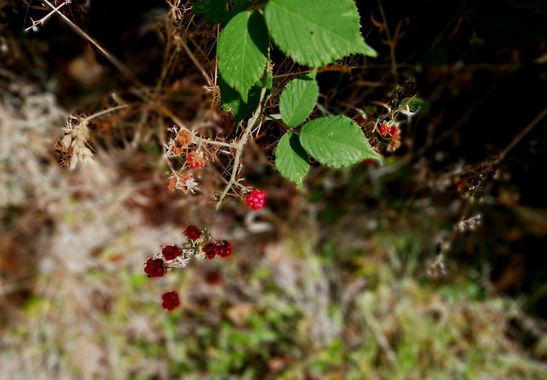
[275, 131, 310, 187]
[219, 77, 261, 125]
[279, 73, 319, 128]
[217, 11, 269, 101]
[264, 0, 377, 67]
[193, 0, 250, 24]
[300, 116, 381, 168]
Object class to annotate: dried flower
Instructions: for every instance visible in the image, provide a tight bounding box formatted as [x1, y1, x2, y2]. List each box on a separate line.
[166, 172, 200, 194]
[54, 115, 94, 169]
[175, 128, 193, 147]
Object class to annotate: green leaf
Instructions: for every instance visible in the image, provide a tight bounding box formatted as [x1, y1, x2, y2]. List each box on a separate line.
[219, 77, 261, 125]
[399, 96, 426, 114]
[300, 116, 381, 168]
[217, 11, 269, 102]
[193, 0, 250, 24]
[275, 131, 310, 188]
[264, 0, 377, 67]
[279, 73, 319, 128]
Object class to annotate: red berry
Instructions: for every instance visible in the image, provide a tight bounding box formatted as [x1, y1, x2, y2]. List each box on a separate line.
[390, 125, 401, 139]
[162, 245, 181, 260]
[245, 189, 266, 210]
[187, 151, 205, 169]
[144, 258, 166, 277]
[161, 291, 180, 311]
[203, 243, 216, 259]
[216, 240, 232, 258]
[378, 122, 391, 137]
[184, 225, 202, 240]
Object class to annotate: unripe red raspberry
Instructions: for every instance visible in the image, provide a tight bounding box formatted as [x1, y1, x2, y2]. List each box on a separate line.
[203, 243, 216, 259]
[144, 258, 166, 277]
[378, 122, 391, 137]
[245, 189, 266, 210]
[162, 245, 181, 260]
[390, 125, 401, 139]
[161, 291, 180, 311]
[187, 151, 205, 169]
[184, 225, 202, 240]
[215, 240, 232, 258]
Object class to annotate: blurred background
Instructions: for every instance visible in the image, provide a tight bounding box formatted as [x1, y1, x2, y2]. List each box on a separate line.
[1, 1, 547, 379]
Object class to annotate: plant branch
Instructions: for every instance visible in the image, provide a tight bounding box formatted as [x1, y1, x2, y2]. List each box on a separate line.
[24, 0, 71, 32]
[215, 86, 267, 209]
[83, 104, 130, 122]
[153, 102, 235, 149]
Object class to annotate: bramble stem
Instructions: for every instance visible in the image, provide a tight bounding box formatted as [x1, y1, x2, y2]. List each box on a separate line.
[215, 87, 267, 209]
[24, 0, 71, 32]
[83, 104, 130, 122]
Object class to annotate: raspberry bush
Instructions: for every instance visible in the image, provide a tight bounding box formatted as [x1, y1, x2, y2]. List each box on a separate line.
[24, 0, 424, 313]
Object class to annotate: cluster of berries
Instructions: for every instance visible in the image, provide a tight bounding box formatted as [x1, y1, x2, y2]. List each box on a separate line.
[377, 121, 402, 152]
[186, 151, 206, 170]
[165, 126, 208, 194]
[144, 225, 233, 311]
[377, 121, 400, 138]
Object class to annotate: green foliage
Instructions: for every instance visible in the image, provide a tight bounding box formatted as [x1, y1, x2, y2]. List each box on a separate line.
[275, 131, 310, 188]
[193, 0, 250, 24]
[219, 77, 261, 125]
[399, 96, 426, 114]
[264, 0, 377, 67]
[300, 116, 382, 168]
[217, 11, 269, 102]
[214, 0, 376, 103]
[204, 0, 380, 185]
[279, 71, 319, 128]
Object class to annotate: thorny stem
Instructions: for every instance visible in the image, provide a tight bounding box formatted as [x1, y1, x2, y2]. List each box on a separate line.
[83, 104, 129, 122]
[215, 86, 268, 210]
[24, 0, 71, 32]
[25, 0, 71, 32]
[154, 102, 235, 149]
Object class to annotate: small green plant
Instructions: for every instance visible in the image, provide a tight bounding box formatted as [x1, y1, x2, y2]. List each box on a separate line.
[196, 0, 381, 188]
